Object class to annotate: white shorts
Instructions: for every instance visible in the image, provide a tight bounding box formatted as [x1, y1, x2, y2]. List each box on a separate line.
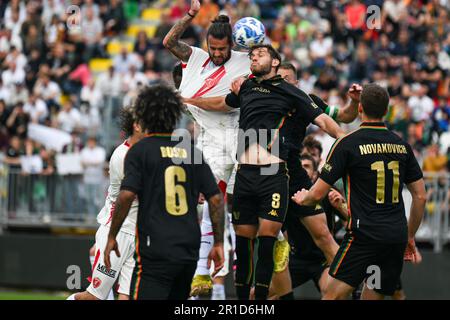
[199, 133, 237, 194]
[87, 224, 135, 300]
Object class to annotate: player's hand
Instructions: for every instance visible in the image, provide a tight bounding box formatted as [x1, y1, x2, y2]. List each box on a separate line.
[231, 76, 245, 95]
[404, 238, 419, 263]
[347, 83, 362, 103]
[189, 0, 201, 15]
[328, 189, 345, 209]
[198, 193, 205, 205]
[104, 237, 120, 271]
[208, 243, 224, 277]
[291, 188, 308, 206]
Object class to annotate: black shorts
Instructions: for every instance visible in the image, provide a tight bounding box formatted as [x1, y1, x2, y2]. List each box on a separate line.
[288, 172, 323, 218]
[289, 256, 328, 292]
[329, 233, 406, 296]
[232, 163, 289, 225]
[130, 261, 196, 300]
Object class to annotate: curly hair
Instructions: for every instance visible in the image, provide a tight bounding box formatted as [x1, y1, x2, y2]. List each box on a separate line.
[134, 84, 183, 134]
[119, 105, 135, 138]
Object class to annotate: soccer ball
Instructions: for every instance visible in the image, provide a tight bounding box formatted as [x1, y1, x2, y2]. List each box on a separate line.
[232, 17, 265, 49]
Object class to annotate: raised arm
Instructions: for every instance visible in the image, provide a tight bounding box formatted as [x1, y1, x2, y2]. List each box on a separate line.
[336, 84, 361, 123]
[162, 0, 200, 62]
[314, 113, 346, 139]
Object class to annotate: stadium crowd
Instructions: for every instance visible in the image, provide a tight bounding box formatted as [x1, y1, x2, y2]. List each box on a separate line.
[0, 0, 449, 218]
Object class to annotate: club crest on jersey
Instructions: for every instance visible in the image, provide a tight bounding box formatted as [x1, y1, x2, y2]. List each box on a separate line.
[96, 264, 117, 278]
[93, 277, 102, 289]
[233, 211, 240, 220]
[322, 163, 333, 173]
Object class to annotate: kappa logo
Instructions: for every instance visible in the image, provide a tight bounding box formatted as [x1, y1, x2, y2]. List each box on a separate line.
[96, 264, 117, 278]
[268, 209, 279, 217]
[93, 277, 102, 289]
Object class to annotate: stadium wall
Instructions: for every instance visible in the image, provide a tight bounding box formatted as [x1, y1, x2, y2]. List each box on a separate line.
[1, 234, 449, 299]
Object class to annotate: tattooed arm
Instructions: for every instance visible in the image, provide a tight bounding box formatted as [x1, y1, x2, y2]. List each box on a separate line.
[162, 0, 200, 62]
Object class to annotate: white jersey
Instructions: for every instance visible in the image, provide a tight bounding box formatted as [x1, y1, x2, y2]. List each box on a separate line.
[179, 46, 251, 142]
[97, 141, 138, 235]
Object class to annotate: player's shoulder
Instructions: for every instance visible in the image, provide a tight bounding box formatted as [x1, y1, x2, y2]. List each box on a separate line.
[111, 141, 130, 161]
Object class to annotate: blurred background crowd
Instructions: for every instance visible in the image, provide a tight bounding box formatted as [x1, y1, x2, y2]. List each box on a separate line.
[0, 0, 449, 220]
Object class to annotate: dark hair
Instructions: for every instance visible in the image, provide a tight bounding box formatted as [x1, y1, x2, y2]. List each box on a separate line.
[207, 15, 232, 46]
[134, 84, 183, 134]
[301, 153, 318, 172]
[279, 62, 297, 75]
[119, 105, 135, 138]
[248, 44, 282, 71]
[172, 62, 183, 89]
[360, 83, 390, 119]
[303, 135, 323, 156]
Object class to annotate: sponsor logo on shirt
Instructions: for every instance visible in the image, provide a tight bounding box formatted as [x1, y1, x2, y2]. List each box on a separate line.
[96, 264, 117, 278]
[252, 87, 271, 94]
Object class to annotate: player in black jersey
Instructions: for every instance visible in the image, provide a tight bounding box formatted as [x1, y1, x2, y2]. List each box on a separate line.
[265, 63, 359, 300]
[293, 83, 426, 300]
[184, 44, 344, 300]
[103, 84, 225, 300]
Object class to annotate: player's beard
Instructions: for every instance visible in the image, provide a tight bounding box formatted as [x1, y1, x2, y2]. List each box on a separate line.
[251, 62, 271, 77]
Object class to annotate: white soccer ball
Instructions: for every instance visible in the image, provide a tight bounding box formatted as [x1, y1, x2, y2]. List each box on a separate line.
[232, 17, 266, 49]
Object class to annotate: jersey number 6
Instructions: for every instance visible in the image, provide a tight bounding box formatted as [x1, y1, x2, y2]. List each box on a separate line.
[164, 166, 188, 216]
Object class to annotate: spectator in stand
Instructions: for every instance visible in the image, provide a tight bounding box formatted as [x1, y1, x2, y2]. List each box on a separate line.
[0, 100, 10, 150]
[46, 42, 71, 94]
[23, 93, 48, 124]
[113, 46, 142, 75]
[3, 135, 25, 214]
[56, 100, 81, 134]
[7, 81, 29, 109]
[134, 30, 155, 59]
[422, 144, 448, 173]
[2, 60, 25, 88]
[407, 83, 435, 124]
[192, 0, 219, 30]
[236, 0, 260, 19]
[80, 136, 106, 218]
[96, 66, 122, 100]
[103, 0, 127, 36]
[33, 72, 61, 114]
[344, 0, 367, 45]
[82, 6, 104, 61]
[170, 0, 189, 21]
[122, 64, 148, 94]
[80, 79, 102, 110]
[6, 102, 29, 139]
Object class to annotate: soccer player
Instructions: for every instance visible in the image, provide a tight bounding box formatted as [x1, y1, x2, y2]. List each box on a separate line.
[264, 63, 359, 300]
[184, 44, 344, 300]
[163, 0, 251, 295]
[103, 84, 225, 300]
[67, 106, 145, 300]
[292, 83, 426, 300]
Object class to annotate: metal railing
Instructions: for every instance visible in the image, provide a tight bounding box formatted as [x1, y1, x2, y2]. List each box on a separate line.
[1, 164, 449, 251]
[0, 167, 106, 229]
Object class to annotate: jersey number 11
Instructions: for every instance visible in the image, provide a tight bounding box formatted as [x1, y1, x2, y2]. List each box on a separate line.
[370, 161, 400, 204]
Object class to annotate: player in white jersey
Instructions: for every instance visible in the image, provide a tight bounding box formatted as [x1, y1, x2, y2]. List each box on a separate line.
[164, 0, 251, 297]
[67, 106, 145, 300]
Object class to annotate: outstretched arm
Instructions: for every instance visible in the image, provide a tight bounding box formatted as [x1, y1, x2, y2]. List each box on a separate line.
[314, 113, 346, 139]
[183, 96, 234, 112]
[162, 0, 200, 61]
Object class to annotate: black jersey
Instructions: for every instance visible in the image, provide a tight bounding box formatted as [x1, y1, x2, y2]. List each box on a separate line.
[120, 134, 220, 263]
[225, 75, 322, 161]
[320, 122, 423, 243]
